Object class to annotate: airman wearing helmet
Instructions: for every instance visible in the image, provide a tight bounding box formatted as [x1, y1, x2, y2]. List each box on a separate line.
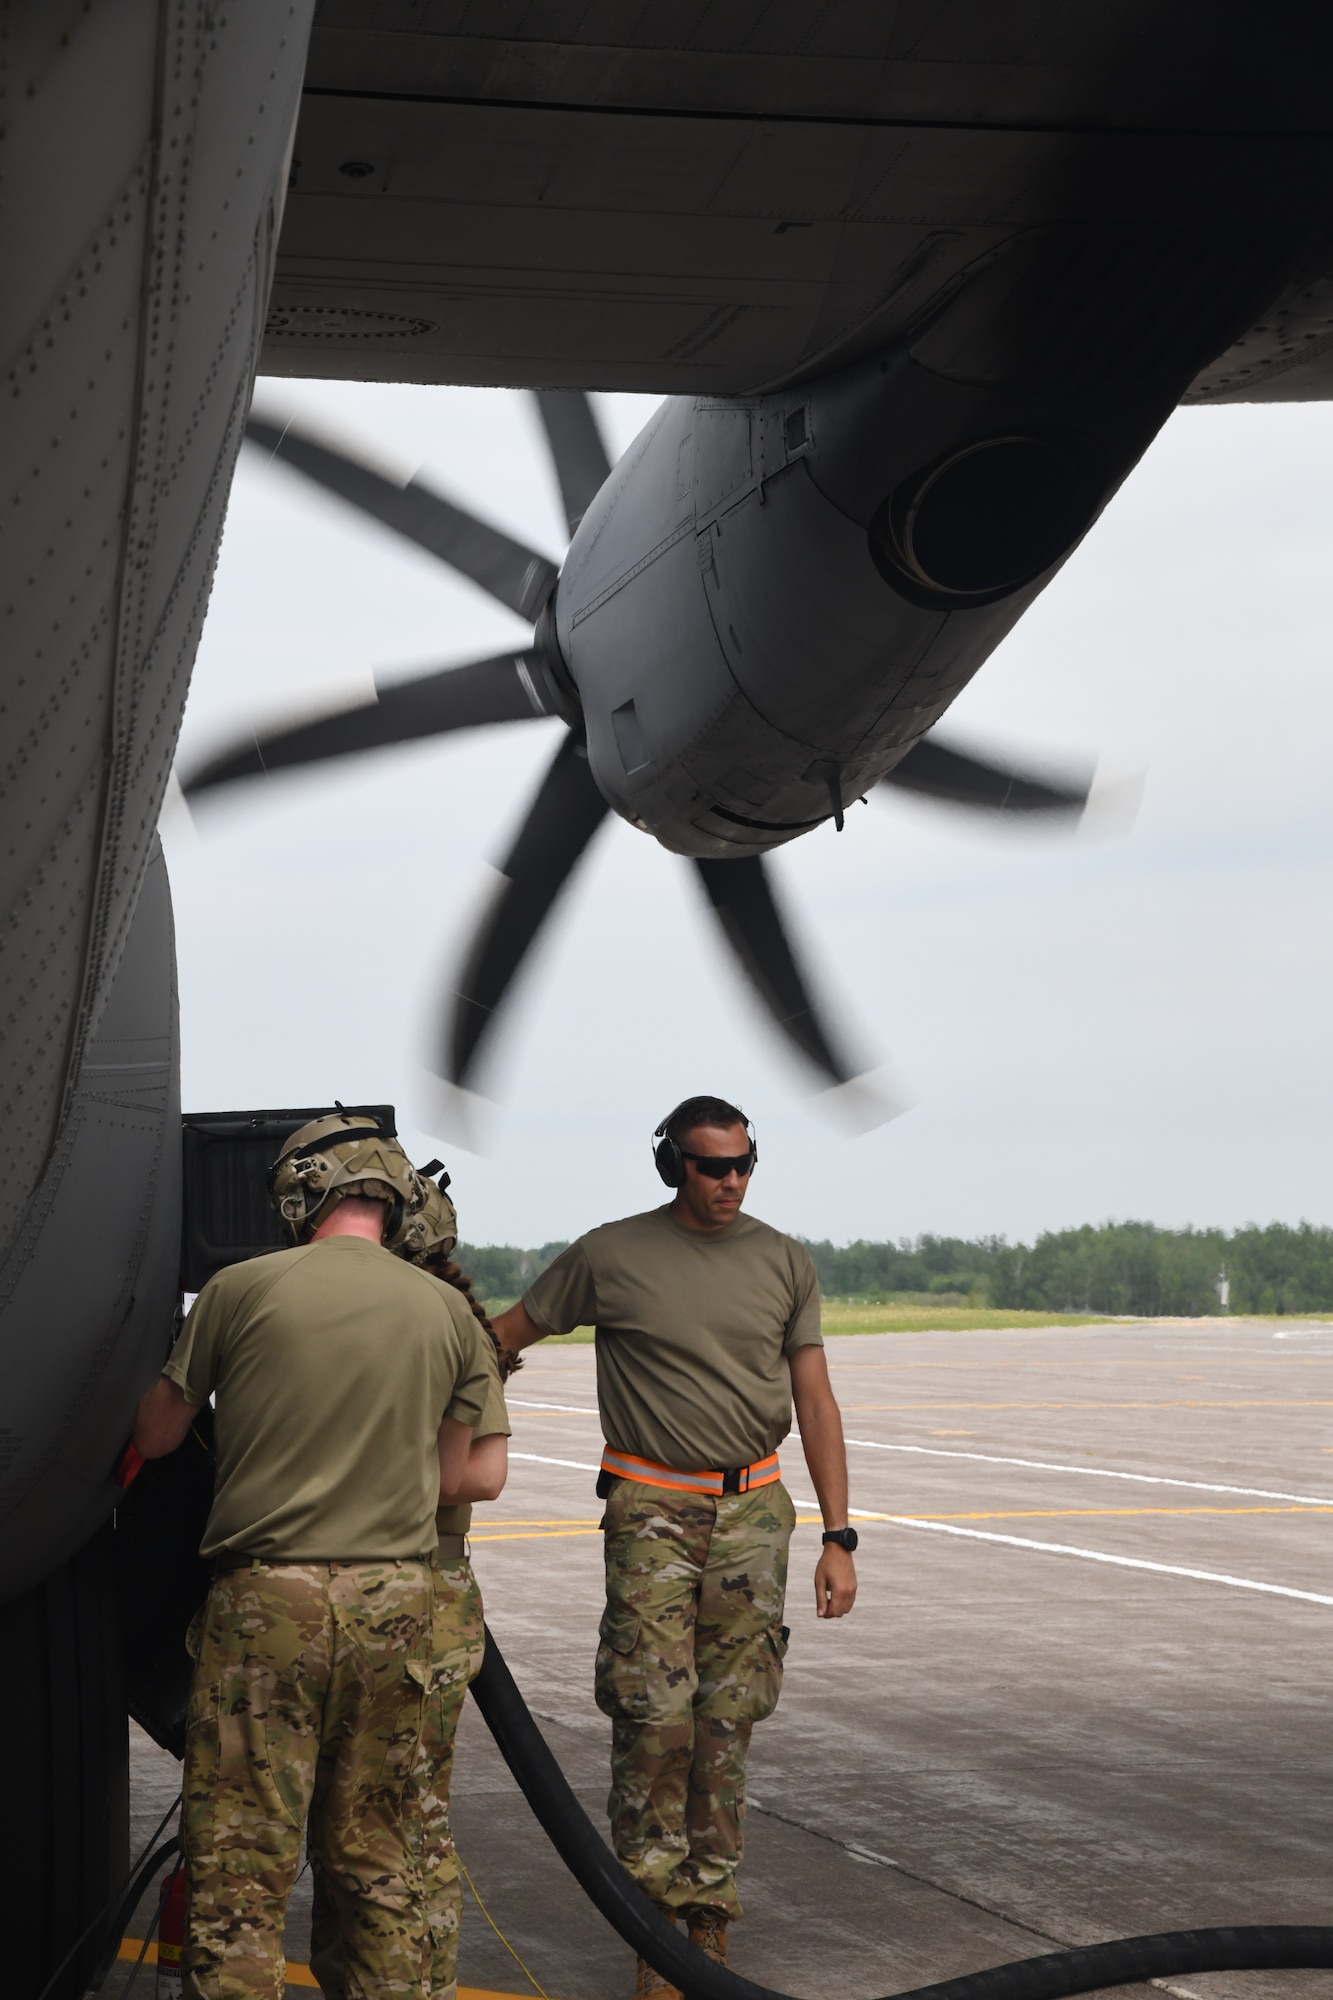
[268, 1110, 431, 1243]
[133, 1111, 497, 1999]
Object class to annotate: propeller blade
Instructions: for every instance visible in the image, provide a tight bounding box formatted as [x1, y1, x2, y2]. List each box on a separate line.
[445, 734, 611, 1088]
[694, 854, 862, 1090]
[244, 414, 559, 620]
[183, 650, 554, 799]
[881, 733, 1090, 817]
[533, 391, 612, 538]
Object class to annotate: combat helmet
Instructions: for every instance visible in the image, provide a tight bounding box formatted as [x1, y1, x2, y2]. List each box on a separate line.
[268, 1112, 429, 1244]
[387, 1165, 458, 1266]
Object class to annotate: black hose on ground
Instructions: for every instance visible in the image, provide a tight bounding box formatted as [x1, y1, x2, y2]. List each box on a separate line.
[92, 1839, 181, 1992]
[469, 1628, 1333, 2000]
[37, 1832, 180, 2000]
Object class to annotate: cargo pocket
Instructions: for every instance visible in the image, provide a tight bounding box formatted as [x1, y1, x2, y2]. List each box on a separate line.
[437, 1622, 486, 1694]
[740, 1621, 789, 1724]
[433, 1573, 486, 1693]
[213, 1666, 312, 1863]
[181, 1676, 220, 1864]
[389, 1657, 433, 1788]
[594, 1607, 646, 1720]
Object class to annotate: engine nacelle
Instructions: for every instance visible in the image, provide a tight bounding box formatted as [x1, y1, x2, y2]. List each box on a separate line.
[555, 331, 1168, 859]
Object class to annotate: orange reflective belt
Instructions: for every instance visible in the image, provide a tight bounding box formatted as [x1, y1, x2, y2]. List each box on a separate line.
[599, 1447, 781, 1497]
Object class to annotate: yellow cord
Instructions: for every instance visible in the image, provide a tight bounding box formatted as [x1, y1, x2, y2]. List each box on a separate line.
[460, 1859, 552, 2000]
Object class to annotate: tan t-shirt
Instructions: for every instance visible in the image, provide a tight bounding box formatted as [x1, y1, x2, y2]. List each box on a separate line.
[166, 1236, 489, 1560]
[522, 1205, 821, 1470]
[437, 1324, 511, 1540]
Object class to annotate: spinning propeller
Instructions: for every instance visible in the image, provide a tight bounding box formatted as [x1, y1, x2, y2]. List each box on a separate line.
[184, 396, 1093, 1109]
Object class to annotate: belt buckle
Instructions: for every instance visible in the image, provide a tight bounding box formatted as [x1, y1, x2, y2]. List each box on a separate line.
[721, 1467, 742, 1495]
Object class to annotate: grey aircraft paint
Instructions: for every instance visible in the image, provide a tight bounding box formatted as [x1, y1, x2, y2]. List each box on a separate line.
[4, 5, 1333, 1985]
[0, 2, 312, 1597]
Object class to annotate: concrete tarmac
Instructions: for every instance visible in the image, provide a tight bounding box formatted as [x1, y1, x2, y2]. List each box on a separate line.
[111, 1320, 1333, 1998]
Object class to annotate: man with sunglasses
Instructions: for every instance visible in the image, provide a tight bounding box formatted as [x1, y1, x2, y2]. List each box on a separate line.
[493, 1095, 857, 1997]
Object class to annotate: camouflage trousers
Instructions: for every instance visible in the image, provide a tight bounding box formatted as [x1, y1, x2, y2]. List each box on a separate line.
[181, 1557, 435, 1999]
[310, 1554, 486, 2000]
[595, 1479, 795, 1919]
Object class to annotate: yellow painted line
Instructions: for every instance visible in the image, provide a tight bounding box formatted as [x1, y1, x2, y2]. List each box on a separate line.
[116, 1942, 534, 2000]
[470, 1527, 603, 1542]
[118, 1939, 318, 1988]
[475, 1519, 832, 1544]
[470, 1518, 601, 1526]
[119, 1939, 161, 1968]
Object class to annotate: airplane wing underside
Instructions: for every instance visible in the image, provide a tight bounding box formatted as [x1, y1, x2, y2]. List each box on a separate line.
[262, 4, 1333, 404]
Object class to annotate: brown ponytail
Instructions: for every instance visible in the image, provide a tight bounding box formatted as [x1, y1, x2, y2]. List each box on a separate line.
[435, 1258, 494, 1334]
[425, 1253, 523, 1376]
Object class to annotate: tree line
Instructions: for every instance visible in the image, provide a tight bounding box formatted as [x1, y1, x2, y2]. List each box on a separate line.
[458, 1221, 1333, 1318]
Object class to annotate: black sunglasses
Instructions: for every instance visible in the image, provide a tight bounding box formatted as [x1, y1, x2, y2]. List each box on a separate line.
[682, 1149, 755, 1180]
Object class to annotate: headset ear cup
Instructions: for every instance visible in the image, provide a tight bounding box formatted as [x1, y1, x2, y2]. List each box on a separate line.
[653, 1137, 683, 1189]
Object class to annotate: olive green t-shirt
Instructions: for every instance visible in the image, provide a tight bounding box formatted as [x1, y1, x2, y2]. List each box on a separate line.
[437, 1325, 511, 1540]
[522, 1205, 821, 1470]
[166, 1236, 490, 1560]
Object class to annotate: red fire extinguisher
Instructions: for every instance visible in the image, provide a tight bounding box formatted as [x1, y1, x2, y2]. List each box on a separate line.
[156, 1864, 186, 1997]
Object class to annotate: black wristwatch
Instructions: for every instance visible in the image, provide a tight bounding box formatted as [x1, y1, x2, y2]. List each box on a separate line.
[821, 1526, 858, 1553]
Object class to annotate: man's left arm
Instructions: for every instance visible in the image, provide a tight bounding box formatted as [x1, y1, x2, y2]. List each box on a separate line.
[439, 1432, 509, 1505]
[789, 1344, 858, 1619]
[438, 1417, 476, 1502]
[440, 1322, 511, 1505]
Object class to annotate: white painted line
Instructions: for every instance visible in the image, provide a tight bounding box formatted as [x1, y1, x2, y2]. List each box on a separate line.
[843, 1438, 1333, 1509]
[511, 1430, 1332, 1605]
[858, 1512, 1333, 1607]
[507, 1399, 600, 1415]
[844, 1842, 905, 1870]
[510, 1405, 1333, 1509]
[511, 1450, 603, 1474]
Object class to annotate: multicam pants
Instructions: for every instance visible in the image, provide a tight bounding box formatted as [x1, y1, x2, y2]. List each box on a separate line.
[181, 1557, 435, 2000]
[595, 1479, 795, 1919]
[310, 1554, 486, 2000]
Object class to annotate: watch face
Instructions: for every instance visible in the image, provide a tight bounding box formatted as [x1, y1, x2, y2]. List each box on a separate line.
[825, 1527, 858, 1552]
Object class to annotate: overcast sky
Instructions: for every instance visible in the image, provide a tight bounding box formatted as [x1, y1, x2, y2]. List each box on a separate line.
[163, 382, 1333, 1249]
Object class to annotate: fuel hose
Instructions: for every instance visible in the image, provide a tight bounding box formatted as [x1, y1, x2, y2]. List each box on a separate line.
[470, 1629, 1333, 2000]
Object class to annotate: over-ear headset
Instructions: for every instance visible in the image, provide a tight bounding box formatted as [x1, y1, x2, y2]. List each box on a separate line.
[653, 1102, 757, 1189]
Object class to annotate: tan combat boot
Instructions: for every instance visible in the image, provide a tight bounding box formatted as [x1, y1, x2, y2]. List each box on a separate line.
[633, 1961, 682, 2000]
[685, 1907, 729, 1966]
[633, 1911, 681, 2000]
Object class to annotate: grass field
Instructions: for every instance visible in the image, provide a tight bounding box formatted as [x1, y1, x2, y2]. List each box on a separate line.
[495, 1304, 1118, 1343]
[819, 1301, 1116, 1334]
